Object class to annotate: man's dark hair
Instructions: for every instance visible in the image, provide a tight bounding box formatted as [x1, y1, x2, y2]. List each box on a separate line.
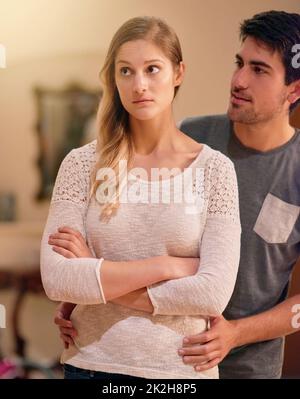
[240, 10, 300, 112]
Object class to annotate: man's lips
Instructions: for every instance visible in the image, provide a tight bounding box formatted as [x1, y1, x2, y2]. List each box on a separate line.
[231, 92, 252, 104]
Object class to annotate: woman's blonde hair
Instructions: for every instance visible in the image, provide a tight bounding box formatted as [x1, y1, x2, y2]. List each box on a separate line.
[90, 16, 183, 220]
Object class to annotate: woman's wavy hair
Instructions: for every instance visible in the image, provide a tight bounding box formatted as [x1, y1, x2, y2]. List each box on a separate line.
[90, 16, 183, 220]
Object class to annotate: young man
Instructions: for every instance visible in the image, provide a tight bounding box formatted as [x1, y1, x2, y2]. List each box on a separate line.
[178, 10, 300, 378]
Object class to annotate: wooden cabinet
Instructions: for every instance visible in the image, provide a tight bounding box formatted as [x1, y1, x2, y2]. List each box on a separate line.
[290, 106, 300, 129]
[0, 222, 45, 357]
[282, 258, 300, 378]
[283, 107, 300, 378]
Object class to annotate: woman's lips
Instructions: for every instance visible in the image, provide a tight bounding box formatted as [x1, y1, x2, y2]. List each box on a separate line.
[132, 99, 153, 104]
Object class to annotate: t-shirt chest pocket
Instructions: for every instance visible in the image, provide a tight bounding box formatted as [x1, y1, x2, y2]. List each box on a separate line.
[253, 193, 300, 244]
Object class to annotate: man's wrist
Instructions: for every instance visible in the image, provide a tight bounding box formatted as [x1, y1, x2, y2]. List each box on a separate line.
[230, 319, 244, 348]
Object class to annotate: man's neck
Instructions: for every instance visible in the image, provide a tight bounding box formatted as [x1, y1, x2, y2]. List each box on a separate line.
[233, 116, 295, 152]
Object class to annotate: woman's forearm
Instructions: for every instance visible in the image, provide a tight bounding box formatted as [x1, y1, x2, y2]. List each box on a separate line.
[100, 256, 171, 301]
[111, 288, 154, 313]
[100, 255, 198, 301]
[44, 223, 198, 304]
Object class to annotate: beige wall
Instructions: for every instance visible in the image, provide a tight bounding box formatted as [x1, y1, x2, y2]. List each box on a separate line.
[0, 53, 103, 221]
[0, 0, 299, 222]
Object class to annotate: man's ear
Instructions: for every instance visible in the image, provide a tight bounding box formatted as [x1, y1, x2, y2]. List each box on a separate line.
[288, 79, 300, 105]
[174, 61, 185, 87]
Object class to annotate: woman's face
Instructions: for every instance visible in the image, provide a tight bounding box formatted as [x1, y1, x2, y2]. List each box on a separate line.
[115, 39, 184, 121]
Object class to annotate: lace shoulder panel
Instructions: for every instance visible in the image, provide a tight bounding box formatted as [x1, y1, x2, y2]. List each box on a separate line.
[205, 150, 240, 222]
[51, 140, 97, 206]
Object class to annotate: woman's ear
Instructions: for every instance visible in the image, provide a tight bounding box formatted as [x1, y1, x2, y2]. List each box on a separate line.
[174, 61, 185, 87]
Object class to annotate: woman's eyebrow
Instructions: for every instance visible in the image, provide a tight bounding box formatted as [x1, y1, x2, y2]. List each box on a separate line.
[116, 59, 165, 65]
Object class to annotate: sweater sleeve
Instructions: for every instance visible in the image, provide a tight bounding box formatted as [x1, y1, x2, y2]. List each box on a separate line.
[147, 152, 241, 316]
[40, 146, 106, 304]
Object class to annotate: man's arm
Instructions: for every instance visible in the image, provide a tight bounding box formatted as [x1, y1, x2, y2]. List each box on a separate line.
[233, 293, 300, 345]
[179, 291, 300, 372]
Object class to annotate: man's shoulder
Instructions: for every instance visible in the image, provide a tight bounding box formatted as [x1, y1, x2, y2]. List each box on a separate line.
[180, 114, 229, 130]
[180, 114, 231, 148]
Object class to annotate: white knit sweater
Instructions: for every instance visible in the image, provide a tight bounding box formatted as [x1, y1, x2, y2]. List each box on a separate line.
[40, 140, 241, 379]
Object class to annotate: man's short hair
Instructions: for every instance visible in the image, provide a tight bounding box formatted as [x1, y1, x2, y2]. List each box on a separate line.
[240, 10, 300, 112]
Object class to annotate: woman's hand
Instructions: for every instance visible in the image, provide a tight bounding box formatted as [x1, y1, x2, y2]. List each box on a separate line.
[54, 302, 77, 349]
[48, 226, 94, 258]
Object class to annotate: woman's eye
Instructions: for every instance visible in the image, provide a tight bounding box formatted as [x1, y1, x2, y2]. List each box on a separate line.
[120, 67, 131, 76]
[147, 65, 160, 74]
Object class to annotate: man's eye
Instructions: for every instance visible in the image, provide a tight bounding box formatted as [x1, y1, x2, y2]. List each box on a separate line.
[147, 65, 160, 74]
[120, 67, 131, 76]
[253, 66, 266, 74]
[234, 60, 243, 68]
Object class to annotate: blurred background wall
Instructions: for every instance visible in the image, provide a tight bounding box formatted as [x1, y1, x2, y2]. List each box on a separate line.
[0, 0, 299, 378]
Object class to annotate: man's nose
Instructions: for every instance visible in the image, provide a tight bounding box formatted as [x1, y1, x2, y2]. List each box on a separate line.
[133, 73, 147, 94]
[232, 67, 249, 90]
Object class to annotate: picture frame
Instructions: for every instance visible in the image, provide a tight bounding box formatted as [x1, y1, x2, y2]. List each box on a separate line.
[34, 83, 102, 200]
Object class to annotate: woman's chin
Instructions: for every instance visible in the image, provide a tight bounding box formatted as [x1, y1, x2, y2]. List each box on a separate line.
[131, 111, 158, 121]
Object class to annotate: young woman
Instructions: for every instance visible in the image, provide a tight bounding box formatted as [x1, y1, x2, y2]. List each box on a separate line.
[40, 16, 241, 379]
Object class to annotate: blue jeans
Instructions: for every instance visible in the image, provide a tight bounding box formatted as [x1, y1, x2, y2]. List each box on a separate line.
[63, 364, 145, 380]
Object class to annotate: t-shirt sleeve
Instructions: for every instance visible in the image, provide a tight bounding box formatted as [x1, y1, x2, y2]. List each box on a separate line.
[40, 148, 106, 304]
[147, 153, 241, 316]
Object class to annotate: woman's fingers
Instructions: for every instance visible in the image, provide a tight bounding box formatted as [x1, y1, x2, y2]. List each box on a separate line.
[49, 227, 92, 258]
[57, 227, 89, 248]
[52, 246, 76, 258]
[49, 232, 79, 243]
[58, 227, 84, 242]
[49, 228, 82, 250]
[49, 238, 78, 253]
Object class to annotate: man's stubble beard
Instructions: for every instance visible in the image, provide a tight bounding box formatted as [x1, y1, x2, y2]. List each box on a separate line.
[227, 91, 287, 124]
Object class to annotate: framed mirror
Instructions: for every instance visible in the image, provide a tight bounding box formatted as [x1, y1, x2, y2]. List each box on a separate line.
[34, 83, 102, 200]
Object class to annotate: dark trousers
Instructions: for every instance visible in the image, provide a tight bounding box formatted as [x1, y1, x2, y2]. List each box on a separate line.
[63, 363, 146, 380]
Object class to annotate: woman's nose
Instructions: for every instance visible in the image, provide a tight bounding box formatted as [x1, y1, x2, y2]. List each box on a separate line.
[133, 73, 147, 94]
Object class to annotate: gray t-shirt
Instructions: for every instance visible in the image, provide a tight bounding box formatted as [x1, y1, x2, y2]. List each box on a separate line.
[181, 114, 300, 379]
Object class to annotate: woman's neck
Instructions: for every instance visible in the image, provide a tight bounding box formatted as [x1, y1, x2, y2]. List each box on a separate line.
[130, 112, 179, 155]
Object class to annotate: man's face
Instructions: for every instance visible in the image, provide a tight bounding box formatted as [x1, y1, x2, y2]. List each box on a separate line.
[228, 36, 291, 124]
